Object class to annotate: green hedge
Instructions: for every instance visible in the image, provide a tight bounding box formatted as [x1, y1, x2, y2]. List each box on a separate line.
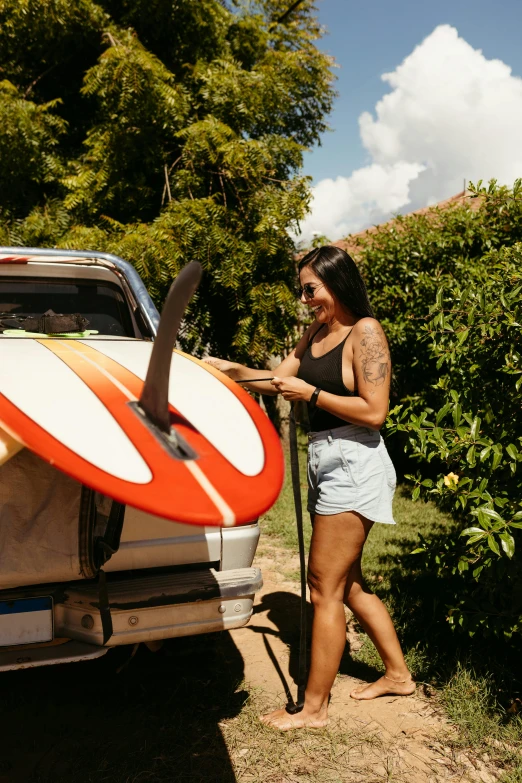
[387, 248, 522, 639]
[358, 180, 522, 402]
[351, 180, 522, 641]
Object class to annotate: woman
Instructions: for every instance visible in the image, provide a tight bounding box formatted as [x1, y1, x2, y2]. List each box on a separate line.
[205, 246, 414, 731]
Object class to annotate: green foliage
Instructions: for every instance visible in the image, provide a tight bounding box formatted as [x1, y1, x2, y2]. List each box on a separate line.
[351, 180, 522, 640]
[0, 0, 335, 362]
[309, 233, 331, 248]
[357, 179, 522, 400]
[0, 81, 66, 214]
[386, 243, 522, 639]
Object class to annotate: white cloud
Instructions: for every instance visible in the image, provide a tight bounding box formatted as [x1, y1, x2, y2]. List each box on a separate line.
[297, 24, 522, 244]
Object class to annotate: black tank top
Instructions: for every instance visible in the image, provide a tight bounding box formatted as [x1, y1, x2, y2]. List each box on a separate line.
[297, 324, 357, 431]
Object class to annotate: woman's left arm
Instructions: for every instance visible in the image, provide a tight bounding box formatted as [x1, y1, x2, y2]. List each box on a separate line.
[271, 318, 391, 430]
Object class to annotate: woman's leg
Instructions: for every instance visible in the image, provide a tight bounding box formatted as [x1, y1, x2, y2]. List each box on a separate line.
[344, 557, 415, 699]
[260, 510, 373, 730]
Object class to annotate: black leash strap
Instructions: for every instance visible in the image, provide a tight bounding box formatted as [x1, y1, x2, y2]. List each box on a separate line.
[95, 501, 125, 645]
[236, 377, 275, 384]
[95, 500, 126, 568]
[285, 403, 308, 714]
[233, 377, 307, 710]
[98, 569, 113, 645]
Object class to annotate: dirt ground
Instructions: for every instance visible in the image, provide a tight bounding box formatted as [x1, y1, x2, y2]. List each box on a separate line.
[227, 541, 502, 783]
[0, 541, 504, 783]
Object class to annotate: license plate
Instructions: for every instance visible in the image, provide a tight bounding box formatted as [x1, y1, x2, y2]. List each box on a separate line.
[0, 597, 53, 647]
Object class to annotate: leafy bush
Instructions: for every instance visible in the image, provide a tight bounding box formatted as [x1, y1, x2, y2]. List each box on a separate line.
[354, 181, 522, 640]
[386, 245, 522, 639]
[357, 179, 522, 401]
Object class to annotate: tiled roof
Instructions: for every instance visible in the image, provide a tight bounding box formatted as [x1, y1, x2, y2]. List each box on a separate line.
[328, 190, 481, 258]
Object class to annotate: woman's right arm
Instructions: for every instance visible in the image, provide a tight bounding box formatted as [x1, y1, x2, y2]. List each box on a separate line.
[205, 323, 318, 396]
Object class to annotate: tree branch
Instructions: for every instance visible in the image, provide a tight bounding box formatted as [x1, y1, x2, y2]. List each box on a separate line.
[270, 0, 307, 29]
[219, 173, 227, 209]
[168, 155, 183, 175]
[23, 62, 59, 99]
[103, 31, 119, 48]
[164, 164, 172, 203]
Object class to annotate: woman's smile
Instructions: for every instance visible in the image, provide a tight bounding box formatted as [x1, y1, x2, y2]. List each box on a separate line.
[299, 269, 335, 322]
[310, 301, 328, 321]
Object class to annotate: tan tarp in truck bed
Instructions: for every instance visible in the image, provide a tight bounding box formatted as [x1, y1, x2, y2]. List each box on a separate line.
[1, 450, 85, 589]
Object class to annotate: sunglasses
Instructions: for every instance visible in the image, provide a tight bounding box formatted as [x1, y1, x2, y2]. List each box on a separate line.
[297, 283, 324, 299]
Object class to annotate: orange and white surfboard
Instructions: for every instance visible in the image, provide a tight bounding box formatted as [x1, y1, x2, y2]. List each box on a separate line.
[0, 337, 284, 526]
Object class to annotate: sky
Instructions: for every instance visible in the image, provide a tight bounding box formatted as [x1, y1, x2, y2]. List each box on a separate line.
[297, 0, 522, 244]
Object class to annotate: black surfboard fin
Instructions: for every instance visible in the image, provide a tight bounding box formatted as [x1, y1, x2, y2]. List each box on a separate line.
[138, 261, 203, 435]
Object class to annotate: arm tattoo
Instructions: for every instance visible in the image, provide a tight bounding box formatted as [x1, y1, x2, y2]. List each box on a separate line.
[359, 325, 390, 387]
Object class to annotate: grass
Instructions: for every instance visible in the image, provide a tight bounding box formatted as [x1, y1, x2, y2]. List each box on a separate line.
[260, 431, 313, 552]
[220, 688, 389, 783]
[259, 438, 522, 780]
[441, 665, 522, 781]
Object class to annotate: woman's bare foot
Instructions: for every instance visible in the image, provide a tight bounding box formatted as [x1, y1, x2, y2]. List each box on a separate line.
[350, 674, 416, 700]
[260, 705, 329, 731]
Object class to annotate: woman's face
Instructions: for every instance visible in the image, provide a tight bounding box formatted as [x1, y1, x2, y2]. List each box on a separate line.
[299, 266, 336, 323]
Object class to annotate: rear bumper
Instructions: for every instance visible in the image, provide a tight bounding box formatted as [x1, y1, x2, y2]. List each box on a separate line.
[0, 567, 262, 669]
[0, 640, 109, 672]
[55, 567, 262, 647]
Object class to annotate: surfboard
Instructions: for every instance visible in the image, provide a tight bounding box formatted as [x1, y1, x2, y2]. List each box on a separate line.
[0, 337, 284, 526]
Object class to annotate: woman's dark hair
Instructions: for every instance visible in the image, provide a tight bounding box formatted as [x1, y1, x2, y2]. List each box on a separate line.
[298, 245, 375, 319]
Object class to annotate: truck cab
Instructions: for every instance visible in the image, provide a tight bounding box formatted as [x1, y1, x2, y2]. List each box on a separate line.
[0, 247, 262, 671]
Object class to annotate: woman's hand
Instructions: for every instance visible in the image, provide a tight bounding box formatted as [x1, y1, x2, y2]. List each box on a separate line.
[204, 357, 239, 377]
[271, 376, 314, 402]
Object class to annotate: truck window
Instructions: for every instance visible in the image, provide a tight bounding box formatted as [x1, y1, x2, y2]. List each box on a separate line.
[0, 278, 135, 337]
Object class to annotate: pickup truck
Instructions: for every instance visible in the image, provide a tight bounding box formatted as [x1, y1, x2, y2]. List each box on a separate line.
[0, 246, 263, 671]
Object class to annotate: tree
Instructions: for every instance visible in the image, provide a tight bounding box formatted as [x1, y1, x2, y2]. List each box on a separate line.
[0, 0, 335, 361]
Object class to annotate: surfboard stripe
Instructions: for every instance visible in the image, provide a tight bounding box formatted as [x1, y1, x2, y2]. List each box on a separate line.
[69, 341, 284, 516]
[53, 340, 236, 526]
[59, 341, 247, 518]
[38, 339, 229, 523]
[81, 340, 265, 477]
[73, 340, 284, 518]
[56, 341, 137, 402]
[0, 339, 152, 483]
[185, 461, 235, 527]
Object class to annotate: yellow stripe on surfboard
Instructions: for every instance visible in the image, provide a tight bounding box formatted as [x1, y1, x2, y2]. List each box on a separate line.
[0, 424, 24, 466]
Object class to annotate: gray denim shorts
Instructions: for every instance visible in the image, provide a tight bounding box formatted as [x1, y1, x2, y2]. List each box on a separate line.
[307, 424, 396, 524]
